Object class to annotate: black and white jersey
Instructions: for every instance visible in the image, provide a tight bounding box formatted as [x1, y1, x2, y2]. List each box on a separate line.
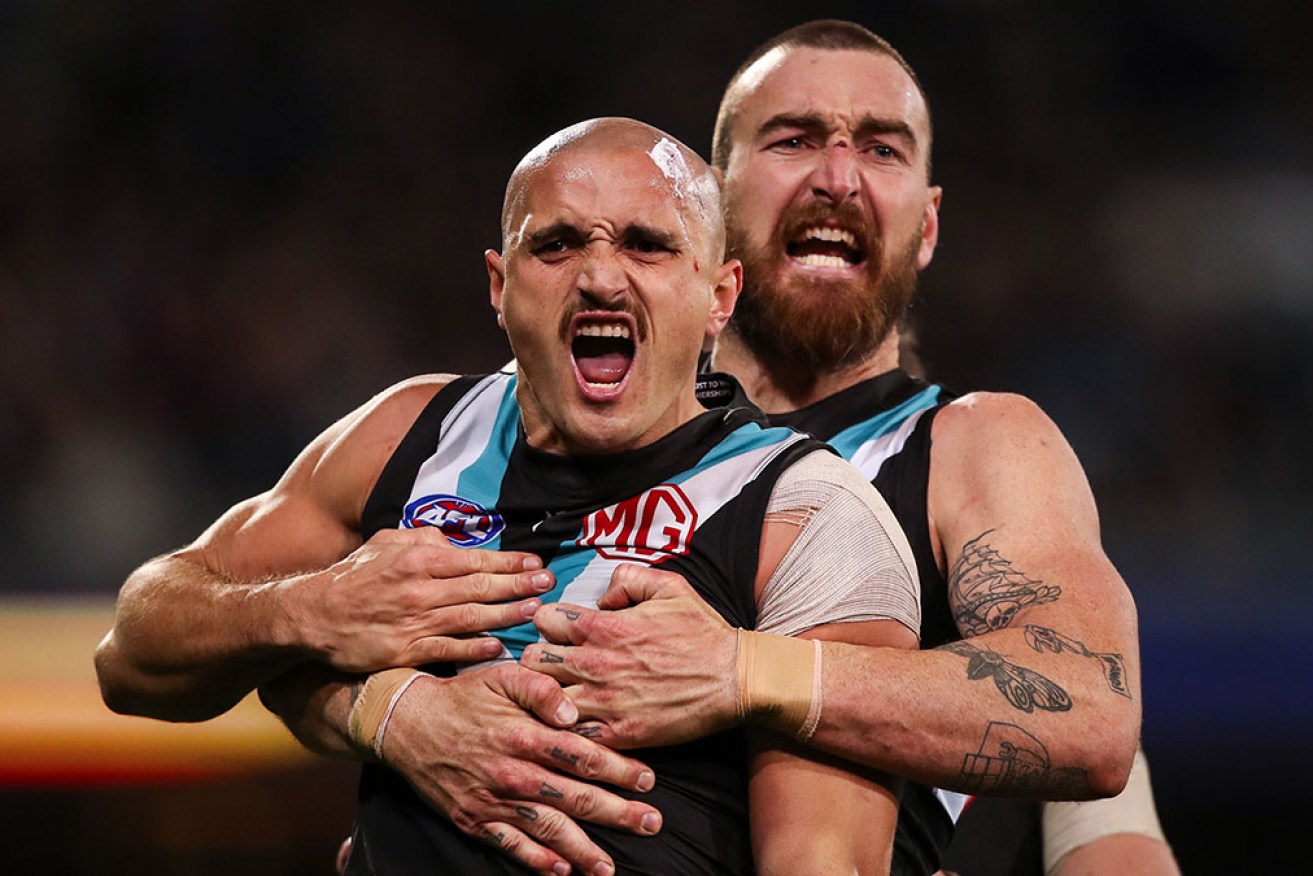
[768, 368, 969, 876]
[348, 371, 827, 875]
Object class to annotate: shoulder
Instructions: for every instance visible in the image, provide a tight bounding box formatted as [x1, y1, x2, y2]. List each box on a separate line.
[288, 374, 461, 519]
[931, 391, 1076, 469]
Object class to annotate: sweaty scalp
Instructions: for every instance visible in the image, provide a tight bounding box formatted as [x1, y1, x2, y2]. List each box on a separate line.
[500, 117, 725, 257]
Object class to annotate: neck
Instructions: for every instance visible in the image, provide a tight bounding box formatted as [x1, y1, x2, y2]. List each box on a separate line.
[711, 328, 901, 415]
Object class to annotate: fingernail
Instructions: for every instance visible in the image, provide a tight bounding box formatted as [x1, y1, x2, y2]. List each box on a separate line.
[593, 863, 615, 876]
[552, 864, 570, 876]
[520, 598, 542, 618]
[554, 700, 578, 725]
[530, 571, 553, 592]
[636, 770, 655, 792]
[483, 638, 504, 655]
[524, 555, 544, 571]
[640, 811, 661, 834]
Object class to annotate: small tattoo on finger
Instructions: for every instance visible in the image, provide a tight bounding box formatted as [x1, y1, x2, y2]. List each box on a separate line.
[538, 650, 564, 664]
[550, 746, 580, 766]
[540, 782, 565, 800]
[515, 805, 539, 822]
[555, 607, 581, 621]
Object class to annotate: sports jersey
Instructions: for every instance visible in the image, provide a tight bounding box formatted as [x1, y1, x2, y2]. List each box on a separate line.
[766, 367, 967, 876]
[346, 371, 909, 875]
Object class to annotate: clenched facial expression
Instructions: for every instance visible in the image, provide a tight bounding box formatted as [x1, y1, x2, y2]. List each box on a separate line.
[721, 47, 941, 371]
[489, 140, 738, 455]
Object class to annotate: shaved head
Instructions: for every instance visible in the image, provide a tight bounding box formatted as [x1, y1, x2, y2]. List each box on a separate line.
[501, 117, 725, 260]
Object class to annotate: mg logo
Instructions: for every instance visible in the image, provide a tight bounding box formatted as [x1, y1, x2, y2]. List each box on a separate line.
[579, 484, 697, 562]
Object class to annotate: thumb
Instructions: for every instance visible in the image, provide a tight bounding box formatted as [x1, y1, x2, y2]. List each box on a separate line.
[492, 664, 578, 728]
[597, 563, 689, 610]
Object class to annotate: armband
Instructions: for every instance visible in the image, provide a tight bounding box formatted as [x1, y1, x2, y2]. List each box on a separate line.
[347, 668, 424, 760]
[1041, 746, 1169, 874]
[736, 629, 824, 741]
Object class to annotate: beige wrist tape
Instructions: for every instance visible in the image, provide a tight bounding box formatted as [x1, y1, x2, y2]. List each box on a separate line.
[347, 668, 424, 760]
[736, 629, 824, 740]
[1041, 746, 1168, 874]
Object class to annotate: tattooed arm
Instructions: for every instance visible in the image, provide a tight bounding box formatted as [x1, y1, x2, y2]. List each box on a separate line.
[800, 392, 1141, 798]
[527, 394, 1140, 800]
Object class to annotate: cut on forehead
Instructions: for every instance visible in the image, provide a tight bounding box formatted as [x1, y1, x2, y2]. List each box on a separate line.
[501, 117, 724, 251]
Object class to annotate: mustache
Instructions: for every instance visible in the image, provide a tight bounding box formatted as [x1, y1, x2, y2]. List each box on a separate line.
[775, 200, 879, 259]
[557, 295, 649, 344]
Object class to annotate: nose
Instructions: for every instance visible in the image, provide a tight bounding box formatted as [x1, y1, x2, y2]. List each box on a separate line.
[809, 141, 860, 204]
[577, 245, 628, 305]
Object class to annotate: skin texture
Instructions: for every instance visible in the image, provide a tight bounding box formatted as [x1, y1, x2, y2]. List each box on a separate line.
[528, 42, 1143, 809]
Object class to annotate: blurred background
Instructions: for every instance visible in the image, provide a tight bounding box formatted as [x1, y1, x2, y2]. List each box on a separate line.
[2, 0, 1309, 871]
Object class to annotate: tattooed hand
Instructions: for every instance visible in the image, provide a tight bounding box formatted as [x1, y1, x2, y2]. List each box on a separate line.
[379, 664, 662, 875]
[524, 563, 741, 749]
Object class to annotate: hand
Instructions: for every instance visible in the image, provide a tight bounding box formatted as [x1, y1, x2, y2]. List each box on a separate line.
[522, 563, 741, 749]
[284, 527, 554, 672]
[382, 663, 662, 876]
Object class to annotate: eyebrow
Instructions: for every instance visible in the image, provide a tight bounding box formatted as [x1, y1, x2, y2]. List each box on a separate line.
[757, 112, 921, 152]
[522, 222, 582, 249]
[620, 224, 682, 251]
[522, 221, 683, 250]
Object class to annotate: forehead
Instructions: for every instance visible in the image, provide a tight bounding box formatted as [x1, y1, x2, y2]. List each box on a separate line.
[734, 47, 930, 143]
[514, 148, 689, 234]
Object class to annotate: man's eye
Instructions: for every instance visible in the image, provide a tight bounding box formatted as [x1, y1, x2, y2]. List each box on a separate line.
[772, 136, 806, 150]
[870, 144, 899, 160]
[630, 238, 669, 255]
[534, 240, 569, 256]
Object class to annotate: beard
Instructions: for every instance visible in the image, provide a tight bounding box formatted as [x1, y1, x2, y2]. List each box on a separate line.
[726, 199, 921, 374]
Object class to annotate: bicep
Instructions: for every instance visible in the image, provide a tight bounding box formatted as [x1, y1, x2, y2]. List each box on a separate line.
[750, 720, 901, 875]
[182, 376, 450, 581]
[931, 395, 1138, 650]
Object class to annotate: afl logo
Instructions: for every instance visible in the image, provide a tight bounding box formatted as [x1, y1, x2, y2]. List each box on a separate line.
[402, 494, 505, 547]
[579, 483, 697, 562]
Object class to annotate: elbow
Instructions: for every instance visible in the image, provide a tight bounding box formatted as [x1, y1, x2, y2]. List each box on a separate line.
[1077, 717, 1140, 799]
[93, 635, 227, 723]
[93, 634, 137, 716]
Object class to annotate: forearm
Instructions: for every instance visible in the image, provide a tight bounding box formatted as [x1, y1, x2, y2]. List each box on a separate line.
[259, 662, 366, 761]
[95, 553, 308, 722]
[794, 629, 1139, 799]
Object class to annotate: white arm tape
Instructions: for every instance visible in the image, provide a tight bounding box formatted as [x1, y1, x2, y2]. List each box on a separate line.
[756, 449, 920, 638]
[1042, 745, 1169, 874]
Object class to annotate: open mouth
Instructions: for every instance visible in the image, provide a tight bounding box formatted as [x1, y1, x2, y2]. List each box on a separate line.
[786, 225, 866, 269]
[571, 317, 636, 396]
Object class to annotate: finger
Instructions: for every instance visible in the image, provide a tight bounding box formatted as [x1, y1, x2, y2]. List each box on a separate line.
[505, 803, 625, 876]
[490, 660, 578, 726]
[520, 642, 588, 685]
[425, 567, 556, 609]
[596, 562, 688, 609]
[404, 633, 507, 665]
[422, 595, 546, 639]
[475, 820, 573, 876]
[532, 601, 598, 646]
[528, 773, 662, 837]
[493, 666, 656, 792]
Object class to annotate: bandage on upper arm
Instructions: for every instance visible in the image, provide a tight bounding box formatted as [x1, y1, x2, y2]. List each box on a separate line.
[755, 449, 920, 639]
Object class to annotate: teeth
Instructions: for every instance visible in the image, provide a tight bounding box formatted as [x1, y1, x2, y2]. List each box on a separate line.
[575, 322, 631, 339]
[797, 253, 853, 269]
[802, 226, 856, 247]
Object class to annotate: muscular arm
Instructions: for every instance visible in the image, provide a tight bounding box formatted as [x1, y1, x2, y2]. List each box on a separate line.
[95, 377, 552, 722]
[526, 394, 1140, 800]
[747, 455, 921, 873]
[799, 394, 1139, 798]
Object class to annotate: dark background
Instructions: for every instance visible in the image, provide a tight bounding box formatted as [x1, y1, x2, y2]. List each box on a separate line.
[3, 1, 1309, 871]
